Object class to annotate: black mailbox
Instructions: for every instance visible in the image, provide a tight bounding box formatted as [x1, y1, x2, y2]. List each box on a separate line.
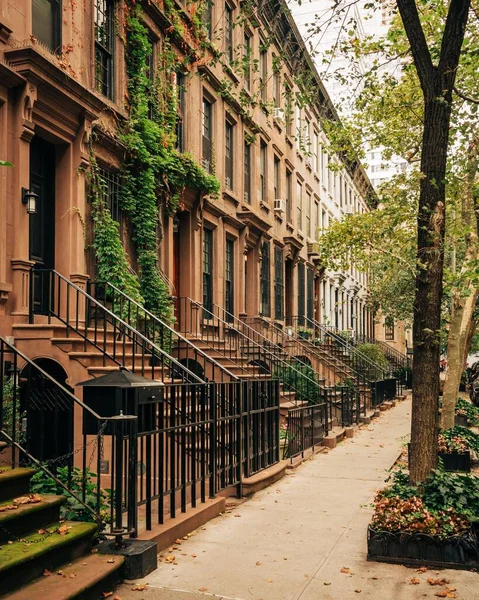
[77, 368, 164, 434]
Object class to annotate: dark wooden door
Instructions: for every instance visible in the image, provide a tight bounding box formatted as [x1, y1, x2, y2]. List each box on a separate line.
[285, 259, 293, 320]
[30, 137, 56, 314]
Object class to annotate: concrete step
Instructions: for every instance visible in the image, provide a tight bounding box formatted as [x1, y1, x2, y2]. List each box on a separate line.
[0, 520, 98, 596]
[0, 468, 37, 503]
[0, 495, 66, 543]
[3, 552, 125, 600]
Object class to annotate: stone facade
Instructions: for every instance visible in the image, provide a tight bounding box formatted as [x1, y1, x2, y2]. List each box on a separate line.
[0, 0, 376, 353]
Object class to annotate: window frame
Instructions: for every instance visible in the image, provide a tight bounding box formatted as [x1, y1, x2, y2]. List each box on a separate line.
[274, 246, 284, 320]
[225, 119, 234, 190]
[260, 241, 271, 317]
[203, 227, 214, 316]
[202, 97, 213, 173]
[94, 0, 115, 99]
[33, 0, 62, 51]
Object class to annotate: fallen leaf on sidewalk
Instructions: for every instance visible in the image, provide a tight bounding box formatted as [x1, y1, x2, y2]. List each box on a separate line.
[411, 578, 421, 585]
[355, 589, 361, 594]
[428, 578, 450, 586]
[434, 591, 456, 599]
[340, 567, 350, 574]
[256, 561, 262, 566]
[198, 587, 208, 592]
[102, 593, 113, 598]
[324, 581, 331, 586]
[416, 567, 428, 573]
[43, 569, 52, 577]
[131, 584, 148, 591]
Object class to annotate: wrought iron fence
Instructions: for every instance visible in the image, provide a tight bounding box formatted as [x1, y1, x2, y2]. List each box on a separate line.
[370, 378, 398, 408]
[0, 336, 138, 537]
[284, 402, 327, 461]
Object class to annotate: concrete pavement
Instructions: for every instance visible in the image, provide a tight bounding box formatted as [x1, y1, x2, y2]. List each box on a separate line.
[117, 399, 479, 600]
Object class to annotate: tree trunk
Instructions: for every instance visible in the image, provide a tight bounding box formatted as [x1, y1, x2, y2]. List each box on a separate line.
[441, 136, 479, 430]
[442, 291, 479, 429]
[396, 0, 471, 485]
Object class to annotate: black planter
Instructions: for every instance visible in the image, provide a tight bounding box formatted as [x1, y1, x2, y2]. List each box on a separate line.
[367, 525, 479, 569]
[455, 414, 468, 427]
[438, 451, 471, 472]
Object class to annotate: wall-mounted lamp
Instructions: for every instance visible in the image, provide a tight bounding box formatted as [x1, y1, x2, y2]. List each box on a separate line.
[22, 188, 38, 214]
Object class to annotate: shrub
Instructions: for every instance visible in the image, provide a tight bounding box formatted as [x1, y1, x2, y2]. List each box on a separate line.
[439, 426, 479, 457]
[273, 362, 322, 405]
[354, 343, 389, 381]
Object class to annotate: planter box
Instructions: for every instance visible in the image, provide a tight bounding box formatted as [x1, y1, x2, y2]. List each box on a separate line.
[367, 525, 479, 570]
[455, 414, 468, 427]
[438, 451, 471, 472]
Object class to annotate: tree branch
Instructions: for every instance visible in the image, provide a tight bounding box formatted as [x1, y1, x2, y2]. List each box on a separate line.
[454, 86, 479, 105]
[438, 0, 471, 89]
[395, 0, 435, 90]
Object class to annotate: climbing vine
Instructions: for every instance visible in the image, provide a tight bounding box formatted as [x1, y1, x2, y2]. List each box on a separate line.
[88, 139, 144, 303]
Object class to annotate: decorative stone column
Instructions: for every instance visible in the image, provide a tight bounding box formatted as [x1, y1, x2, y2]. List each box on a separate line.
[10, 259, 34, 320]
[69, 273, 90, 324]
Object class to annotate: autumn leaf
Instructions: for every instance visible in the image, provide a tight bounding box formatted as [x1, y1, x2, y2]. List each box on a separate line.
[57, 525, 70, 535]
[38, 529, 49, 535]
[131, 584, 148, 591]
[102, 592, 113, 598]
[43, 569, 53, 577]
[198, 587, 208, 592]
[428, 578, 450, 586]
[411, 578, 420, 585]
[416, 566, 428, 573]
[340, 567, 350, 573]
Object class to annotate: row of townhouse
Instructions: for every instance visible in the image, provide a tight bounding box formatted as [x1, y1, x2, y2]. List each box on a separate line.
[0, 0, 376, 348]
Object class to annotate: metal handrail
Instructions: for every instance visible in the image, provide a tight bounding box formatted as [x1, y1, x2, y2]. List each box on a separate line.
[30, 269, 204, 385]
[177, 297, 328, 411]
[0, 336, 137, 532]
[92, 281, 239, 382]
[294, 315, 390, 380]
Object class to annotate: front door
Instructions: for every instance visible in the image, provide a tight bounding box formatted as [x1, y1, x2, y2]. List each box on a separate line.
[285, 259, 293, 321]
[30, 137, 56, 314]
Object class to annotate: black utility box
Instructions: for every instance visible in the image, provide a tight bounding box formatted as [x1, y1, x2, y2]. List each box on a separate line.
[77, 368, 163, 434]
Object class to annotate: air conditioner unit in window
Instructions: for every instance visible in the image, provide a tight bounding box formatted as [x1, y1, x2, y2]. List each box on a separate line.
[201, 158, 210, 171]
[273, 107, 285, 121]
[274, 198, 286, 213]
[244, 191, 250, 203]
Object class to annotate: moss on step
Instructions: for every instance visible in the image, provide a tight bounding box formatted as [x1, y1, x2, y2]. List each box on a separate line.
[0, 521, 97, 572]
[0, 467, 36, 484]
[0, 495, 66, 525]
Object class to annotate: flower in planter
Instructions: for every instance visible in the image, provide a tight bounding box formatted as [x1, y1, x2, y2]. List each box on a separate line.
[438, 425, 479, 458]
[371, 494, 470, 539]
[438, 433, 469, 454]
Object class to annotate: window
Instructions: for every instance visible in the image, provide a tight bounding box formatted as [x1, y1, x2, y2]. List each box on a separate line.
[33, 0, 61, 50]
[286, 170, 292, 223]
[203, 0, 213, 38]
[339, 174, 343, 206]
[274, 246, 284, 320]
[297, 262, 305, 325]
[313, 130, 319, 173]
[274, 156, 280, 199]
[202, 98, 213, 173]
[307, 267, 314, 322]
[285, 85, 292, 136]
[272, 57, 280, 108]
[315, 200, 319, 239]
[260, 141, 267, 203]
[225, 4, 233, 63]
[98, 167, 122, 230]
[94, 0, 114, 99]
[225, 238, 234, 318]
[304, 118, 311, 156]
[306, 191, 312, 238]
[385, 319, 395, 340]
[260, 46, 267, 101]
[175, 72, 185, 152]
[244, 141, 251, 203]
[296, 181, 302, 231]
[260, 242, 271, 316]
[203, 228, 213, 315]
[295, 105, 301, 152]
[225, 120, 234, 190]
[244, 32, 252, 89]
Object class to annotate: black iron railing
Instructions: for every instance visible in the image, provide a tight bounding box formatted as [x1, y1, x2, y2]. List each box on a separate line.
[30, 269, 202, 384]
[176, 298, 329, 420]
[89, 281, 238, 384]
[284, 403, 327, 460]
[0, 336, 138, 537]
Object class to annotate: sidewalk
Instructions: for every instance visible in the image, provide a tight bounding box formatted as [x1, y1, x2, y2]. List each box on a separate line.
[117, 399, 479, 600]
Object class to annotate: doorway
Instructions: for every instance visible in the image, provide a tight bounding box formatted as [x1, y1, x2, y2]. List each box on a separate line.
[30, 137, 56, 315]
[20, 359, 73, 466]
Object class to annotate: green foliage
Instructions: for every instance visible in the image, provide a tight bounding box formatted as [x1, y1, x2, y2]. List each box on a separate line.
[30, 466, 110, 524]
[273, 362, 322, 405]
[354, 343, 389, 380]
[88, 148, 143, 304]
[0, 160, 12, 167]
[383, 467, 479, 523]
[1, 377, 25, 444]
[439, 426, 479, 457]
[455, 397, 479, 426]
[120, 2, 219, 322]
